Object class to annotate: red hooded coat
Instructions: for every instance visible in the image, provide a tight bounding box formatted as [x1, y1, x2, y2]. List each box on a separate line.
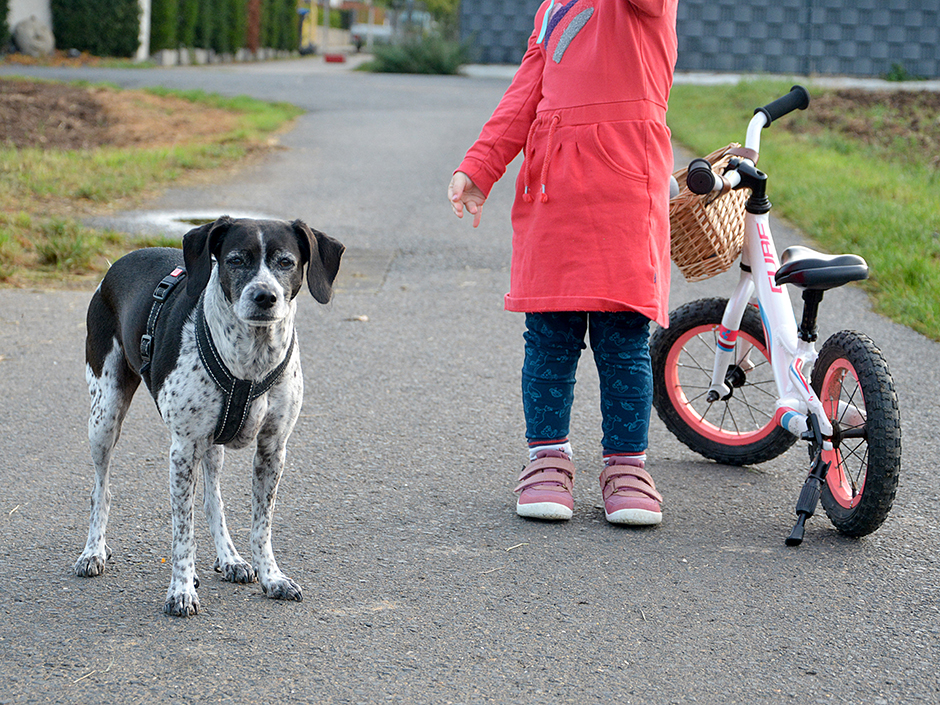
[457, 0, 678, 326]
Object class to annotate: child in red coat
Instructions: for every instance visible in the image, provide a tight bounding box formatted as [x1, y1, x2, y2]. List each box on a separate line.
[449, 0, 678, 524]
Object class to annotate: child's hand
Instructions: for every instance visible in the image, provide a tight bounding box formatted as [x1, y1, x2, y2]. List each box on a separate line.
[448, 171, 486, 228]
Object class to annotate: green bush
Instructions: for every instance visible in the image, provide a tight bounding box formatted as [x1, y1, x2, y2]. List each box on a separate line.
[0, 0, 9, 49]
[215, 0, 247, 54]
[150, 0, 286, 55]
[205, 0, 246, 53]
[51, 0, 141, 58]
[262, 0, 298, 51]
[150, 0, 176, 52]
[882, 62, 925, 82]
[369, 37, 471, 75]
[178, 0, 198, 48]
[194, 0, 214, 51]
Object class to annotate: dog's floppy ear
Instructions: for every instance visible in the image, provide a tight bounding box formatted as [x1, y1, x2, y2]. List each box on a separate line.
[291, 220, 345, 304]
[182, 216, 235, 297]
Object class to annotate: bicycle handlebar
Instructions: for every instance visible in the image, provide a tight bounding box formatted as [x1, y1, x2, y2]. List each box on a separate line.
[754, 85, 810, 126]
[684, 86, 811, 195]
[686, 158, 718, 195]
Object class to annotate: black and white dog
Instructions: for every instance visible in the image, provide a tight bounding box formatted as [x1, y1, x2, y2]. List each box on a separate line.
[74, 216, 344, 616]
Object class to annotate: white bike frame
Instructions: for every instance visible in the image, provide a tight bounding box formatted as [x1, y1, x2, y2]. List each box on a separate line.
[704, 112, 835, 440]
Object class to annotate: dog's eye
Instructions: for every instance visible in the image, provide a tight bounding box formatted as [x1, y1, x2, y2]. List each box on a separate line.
[226, 254, 247, 267]
[277, 256, 296, 270]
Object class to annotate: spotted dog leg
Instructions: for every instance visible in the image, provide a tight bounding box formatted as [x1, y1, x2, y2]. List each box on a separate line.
[251, 434, 302, 602]
[202, 444, 256, 584]
[74, 340, 139, 578]
[164, 438, 202, 617]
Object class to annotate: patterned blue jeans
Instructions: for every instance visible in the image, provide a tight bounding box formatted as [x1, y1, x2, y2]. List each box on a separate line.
[522, 311, 652, 455]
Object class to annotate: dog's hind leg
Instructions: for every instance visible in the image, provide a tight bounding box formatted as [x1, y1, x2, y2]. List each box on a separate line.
[251, 434, 303, 602]
[202, 445, 257, 584]
[75, 338, 139, 577]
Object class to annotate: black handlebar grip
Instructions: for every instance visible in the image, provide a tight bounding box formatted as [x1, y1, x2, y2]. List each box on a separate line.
[686, 158, 717, 195]
[755, 85, 810, 126]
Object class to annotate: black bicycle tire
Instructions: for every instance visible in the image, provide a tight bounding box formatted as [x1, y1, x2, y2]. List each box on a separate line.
[811, 330, 901, 537]
[651, 297, 797, 466]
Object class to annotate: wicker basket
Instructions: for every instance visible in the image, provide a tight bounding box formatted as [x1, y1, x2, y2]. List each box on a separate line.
[669, 144, 748, 282]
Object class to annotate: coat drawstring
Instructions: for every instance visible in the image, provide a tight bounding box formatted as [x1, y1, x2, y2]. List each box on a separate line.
[523, 114, 561, 204]
[538, 115, 560, 203]
[522, 118, 538, 203]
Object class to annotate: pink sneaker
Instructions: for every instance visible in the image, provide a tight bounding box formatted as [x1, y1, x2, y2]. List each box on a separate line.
[513, 450, 575, 521]
[599, 456, 662, 525]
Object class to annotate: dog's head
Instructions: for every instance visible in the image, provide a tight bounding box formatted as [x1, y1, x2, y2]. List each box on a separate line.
[183, 216, 345, 323]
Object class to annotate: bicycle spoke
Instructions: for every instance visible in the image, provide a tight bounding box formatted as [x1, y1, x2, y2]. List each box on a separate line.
[684, 334, 779, 434]
[742, 379, 779, 401]
[714, 398, 746, 436]
[678, 341, 713, 377]
[735, 386, 774, 429]
[839, 440, 869, 489]
[838, 383, 862, 421]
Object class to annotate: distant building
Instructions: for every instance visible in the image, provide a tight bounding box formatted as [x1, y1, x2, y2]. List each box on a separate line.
[460, 0, 939, 79]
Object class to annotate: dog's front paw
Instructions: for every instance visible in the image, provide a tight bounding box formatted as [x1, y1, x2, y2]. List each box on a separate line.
[164, 588, 200, 617]
[215, 559, 257, 584]
[73, 548, 109, 577]
[261, 576, 303, 602]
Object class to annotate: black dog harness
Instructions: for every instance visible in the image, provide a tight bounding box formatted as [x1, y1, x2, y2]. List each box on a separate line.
[140, 267, 295, 446]
[140, 267, 187, 376]
[194, 293, 295, 445]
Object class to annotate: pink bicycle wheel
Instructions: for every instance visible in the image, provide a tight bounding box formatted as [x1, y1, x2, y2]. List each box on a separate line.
[812, 330, 901, 536]
[651, 298, 796, 466]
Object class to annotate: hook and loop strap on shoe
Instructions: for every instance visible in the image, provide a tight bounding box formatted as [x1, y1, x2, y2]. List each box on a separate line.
[514, 455, 576, 495]
[600, 465, 663, 503]
[194, 294, 295, 445]
[140, 267, 187, 376]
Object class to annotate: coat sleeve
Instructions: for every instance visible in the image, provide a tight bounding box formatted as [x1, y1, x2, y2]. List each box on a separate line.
[455, 7, 547, 197]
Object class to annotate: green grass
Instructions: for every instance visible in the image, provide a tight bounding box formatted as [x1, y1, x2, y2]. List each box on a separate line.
[0, 212, 125, 280]
[0, 82, 302, 287]
[143, 87, 303, 135]
[668, 80, 940, 341]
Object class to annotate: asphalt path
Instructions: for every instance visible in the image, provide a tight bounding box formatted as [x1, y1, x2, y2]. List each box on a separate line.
[1, 58, 938, 704]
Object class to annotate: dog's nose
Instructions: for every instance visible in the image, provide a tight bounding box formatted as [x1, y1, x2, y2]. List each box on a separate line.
[252, 288, 278, 309]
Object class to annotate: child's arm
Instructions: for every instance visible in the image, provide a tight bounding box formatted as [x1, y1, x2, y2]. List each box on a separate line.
[452, 2, 550, 200]
[456, 48, 544, 198]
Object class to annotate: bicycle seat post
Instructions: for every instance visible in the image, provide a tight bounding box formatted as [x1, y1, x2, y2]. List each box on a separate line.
[798, 289, 824, 342]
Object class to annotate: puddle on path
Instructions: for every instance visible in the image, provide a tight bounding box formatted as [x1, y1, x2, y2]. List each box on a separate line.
[84, 210, 279, 238]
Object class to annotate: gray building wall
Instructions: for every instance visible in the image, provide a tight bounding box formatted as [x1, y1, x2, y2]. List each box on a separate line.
[460, 0, 939, 79]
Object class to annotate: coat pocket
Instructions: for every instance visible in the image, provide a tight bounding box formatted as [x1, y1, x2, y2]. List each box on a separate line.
[591, 121, 650, 183]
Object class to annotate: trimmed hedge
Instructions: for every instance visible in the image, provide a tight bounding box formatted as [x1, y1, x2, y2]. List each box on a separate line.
[150, 0, 177, 50]
[16, 0, 302, 59]
[259, 0, 295, 52]
[151, 0, 294, 55]
[51, 0, 141, 58]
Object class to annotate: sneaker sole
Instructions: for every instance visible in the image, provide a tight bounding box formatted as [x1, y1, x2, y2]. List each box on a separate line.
[516, 501, 573, 521]
[605, 507, 662, 526]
